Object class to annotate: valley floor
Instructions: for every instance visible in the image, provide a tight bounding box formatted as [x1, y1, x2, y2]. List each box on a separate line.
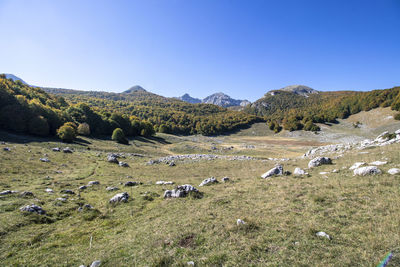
[1, 115, 400, 266]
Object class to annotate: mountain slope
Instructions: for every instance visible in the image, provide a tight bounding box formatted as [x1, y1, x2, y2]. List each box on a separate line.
[3, 74, 27, 84]
[202, 92, 250, 107]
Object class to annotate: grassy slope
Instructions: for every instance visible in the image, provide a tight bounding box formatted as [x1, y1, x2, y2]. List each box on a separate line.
[1, 127, 400, 266]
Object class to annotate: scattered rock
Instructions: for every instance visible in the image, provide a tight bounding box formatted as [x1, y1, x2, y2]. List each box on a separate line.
[293, 167, 308, 176]
[20, 191, 34, 197]
[164, 185, 200, 198]
[40, 157, 50, 162]
[106, 186, 119, 191]
[90, 260, 101, 267]
[52, 147, 60, 152]
[88, 181, 100, 186]
[79, 185, 87, 190]
[222, 177, 230, 182]
[199, 177, 218, 186]
[124, 181, 139, 187]
[118, 162, 129, 167]
[308, 157, 332, 168]
[168, 161, 176, 167]
[109, 192, 129, 203]
[187, 261, 195, 266]
[45, 188, 54, 193]
[56, 197, 67, 202]
[388, 168, 400, 175]
[156, 181, 174, 185]
[319, 172, 329, 175]
[107, 154, 119, 164]
[63, 147, 73, 153]
[78, 204, 94, 212]
[261, 164, 283, 178]
[332, 169, 339, 173]
[0, 190, 13, 195]
[237, 219, 246, 225]
[60, 189, 75, 195]
[20, 204, 46, 215]
[349, 162, 366, 170]
[316, 231, 331, 240]
[369, 161, 387, 166]
[3, 147, 10, 151]
[353, 166, 382, 176]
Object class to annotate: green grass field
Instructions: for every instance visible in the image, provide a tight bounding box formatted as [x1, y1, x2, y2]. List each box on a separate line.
[1, 127, 400, 266]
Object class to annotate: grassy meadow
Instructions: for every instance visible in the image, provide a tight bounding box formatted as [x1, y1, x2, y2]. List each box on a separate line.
[1, 127, 400, 266]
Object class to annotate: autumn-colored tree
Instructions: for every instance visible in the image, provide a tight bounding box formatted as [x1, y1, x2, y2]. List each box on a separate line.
[57, 123, 77, 142]
[112, 128, 128, 144]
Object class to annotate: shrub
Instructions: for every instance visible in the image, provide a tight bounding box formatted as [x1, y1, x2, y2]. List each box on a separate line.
[77, 123, 90, 136]
[28, 116, 49, 136]
[57, 123, 77, 142]
[112, 128, 128, 144]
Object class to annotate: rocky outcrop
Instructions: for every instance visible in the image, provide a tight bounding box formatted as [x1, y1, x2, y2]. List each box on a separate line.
[199, 177, 218, 186]
[109, 192, 129, 203]
[164, 185, 200, 198]
[293, 167, 308, 176]
[20, 204, 46, 215]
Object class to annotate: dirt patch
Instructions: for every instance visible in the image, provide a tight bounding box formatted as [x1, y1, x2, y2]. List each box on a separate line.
[178, 233, 196, 248]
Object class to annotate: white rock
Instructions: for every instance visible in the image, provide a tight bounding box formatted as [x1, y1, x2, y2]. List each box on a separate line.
[293, 167, 308, 176]
[349, 162, 366, 170]
[156, 181, 174, 185]
[237, 219, 246, 225]
[332, 169, 339, 173]
[187, 261, 195, 266]
[45, 188, 54, 193]
[109, 192, 129, 203]
[308, 157, 332, 168]
[319, 172, 329, 175]
[369, 161, 387, 166]
[261, 165, 283, 178]
[199, 177, 218, 186]
[388, 168, 400, 175]
[164, 185, 199, 198]
[90, 261, 101, 267]
[353, 166, 382, 176]
[316, 231, 331, 240]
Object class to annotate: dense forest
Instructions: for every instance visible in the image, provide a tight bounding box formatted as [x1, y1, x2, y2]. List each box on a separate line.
[0, 76, 260, 138]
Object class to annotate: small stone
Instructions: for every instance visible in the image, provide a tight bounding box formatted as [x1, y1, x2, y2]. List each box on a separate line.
[187, 261, 195, 266]
[388, 168, 400, 175]
[156, 181, 174, 185]
[60, 189, 75, 195]
[56, 197, 67, 202]
[88, 181, 100, 186]
[90, 260, 101, 267]
[316, 231, 331, 240]
[199, 177, 218, 186]
[332, 169, 339, 173]
[164, 185, 199, 198]
[293, 167, 308, 176]
[221, 177, 230, 182]
[78, 204, 94, 212]
[369, 161, 387, 166]
[106, 186, 119, 191]
[3, 147, 10, 151]
[107, 154, 119, 164]
[20, 191, 34, 197]
[308, 157, 332, 168]
[40, 157, 50, 162]
[237, 219, 246, 225]
[349, 162, 367, 170]
[261, 165, 283, 178]
[45, 188, 54, 193]
[109, 192, 129, 203]
[353, 166, 382, 176]
[20, 204, 46, 215]
[0, 190, 12, 195]
[52, 147, 60, 152]
[63, 147, 73, 153]
[168, 161, 176, 167]
[119, 162, 129, 167]
[79, 185, 87, 190]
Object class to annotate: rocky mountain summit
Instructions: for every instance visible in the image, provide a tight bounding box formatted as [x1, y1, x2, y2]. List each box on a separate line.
[268, 85, 319, 97]
[177, 93, 202, 104]
[178, 92, 250, 107]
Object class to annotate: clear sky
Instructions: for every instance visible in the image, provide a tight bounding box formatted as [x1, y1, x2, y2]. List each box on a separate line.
[0, 0, 399, 101]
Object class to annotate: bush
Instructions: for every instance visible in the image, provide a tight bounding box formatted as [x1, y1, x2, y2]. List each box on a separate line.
[395, 113, 400, 120]
[112, 128, 128, 144]
[57, 123, 77, 142]
[303, 121, 320, 132]
[140, 121, 155, 137]
[28, 116, 49, 136]
[77, 123, 90, 136]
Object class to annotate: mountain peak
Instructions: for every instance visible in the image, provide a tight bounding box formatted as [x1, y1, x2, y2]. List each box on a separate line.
[178, 93, 201, 104]
[123, 85, 146, 94]
[2, 73, 27, 85]
[268, 85, 319, 96]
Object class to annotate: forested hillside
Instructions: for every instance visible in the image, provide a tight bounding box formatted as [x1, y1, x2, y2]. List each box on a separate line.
[0, 76, 259, 137]
[245, 87, 400, 132]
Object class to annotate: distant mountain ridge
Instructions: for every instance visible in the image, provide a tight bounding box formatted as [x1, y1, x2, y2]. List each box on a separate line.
[268, 85, 319, 96]
[177, 92, 250, 107]
[3, 74, 27, 85]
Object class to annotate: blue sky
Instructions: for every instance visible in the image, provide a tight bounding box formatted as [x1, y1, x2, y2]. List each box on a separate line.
[0, 0, 399, 101]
